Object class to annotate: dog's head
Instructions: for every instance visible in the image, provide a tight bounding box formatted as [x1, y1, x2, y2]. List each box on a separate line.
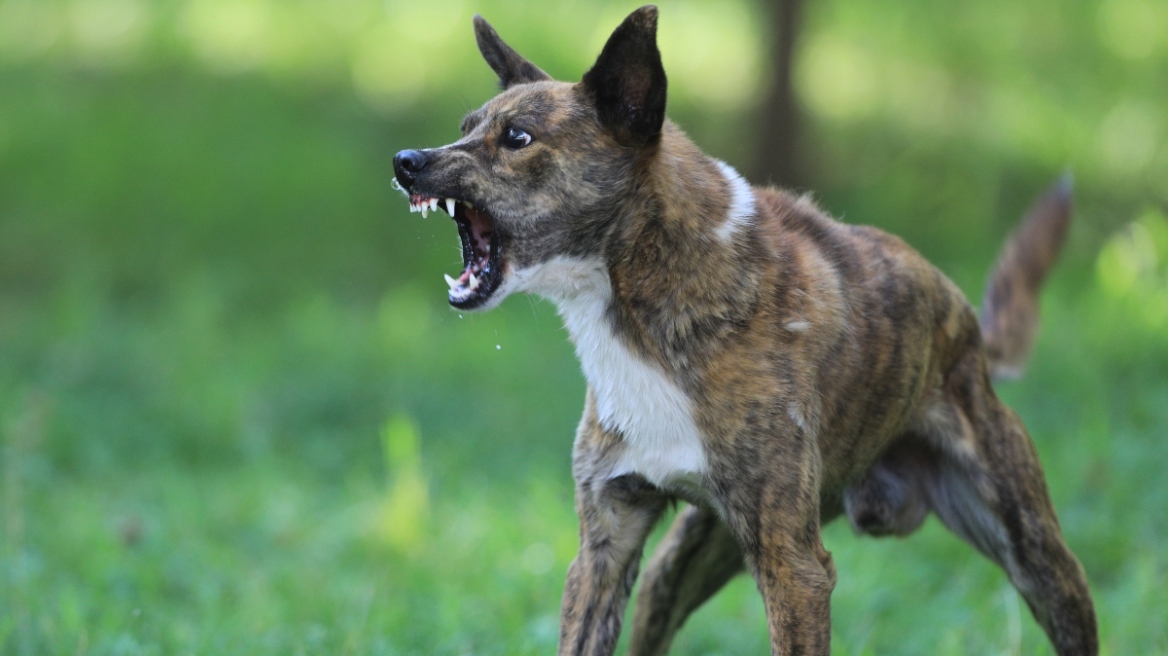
[392, 6, 667, 310]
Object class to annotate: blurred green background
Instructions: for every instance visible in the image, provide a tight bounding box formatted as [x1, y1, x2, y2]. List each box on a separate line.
[1, 0, 1166, 654]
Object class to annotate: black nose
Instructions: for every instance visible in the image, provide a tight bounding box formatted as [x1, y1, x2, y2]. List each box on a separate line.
[393, 149, 428, 188]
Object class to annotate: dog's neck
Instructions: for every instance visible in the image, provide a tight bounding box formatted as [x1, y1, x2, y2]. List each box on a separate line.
[511, 132, 765, 481]
[602, 126, 768, 369]
[518, 126, 768, 372]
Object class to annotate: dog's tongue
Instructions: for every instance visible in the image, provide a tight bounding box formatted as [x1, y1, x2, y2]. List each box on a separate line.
[466, 205, 493, 256]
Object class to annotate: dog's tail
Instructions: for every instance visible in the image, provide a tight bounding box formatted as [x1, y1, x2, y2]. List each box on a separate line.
[979, 174, 1073, 381]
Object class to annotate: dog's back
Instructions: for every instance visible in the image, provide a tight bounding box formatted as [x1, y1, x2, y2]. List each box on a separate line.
[742, 179, 1072, 497]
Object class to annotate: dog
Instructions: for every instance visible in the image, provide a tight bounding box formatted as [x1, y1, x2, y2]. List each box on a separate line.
[391, 6, 1098, 654]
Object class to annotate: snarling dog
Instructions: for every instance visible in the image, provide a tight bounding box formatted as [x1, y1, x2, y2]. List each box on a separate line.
[392, 6, 1098, 655]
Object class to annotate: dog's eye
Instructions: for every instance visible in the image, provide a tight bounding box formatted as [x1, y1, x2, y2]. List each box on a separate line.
[501, 127, 533, 149]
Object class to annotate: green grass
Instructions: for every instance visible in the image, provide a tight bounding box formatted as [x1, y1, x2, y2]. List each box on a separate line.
[4, 264, 1167, 655]
[1, 2, 1167, 652]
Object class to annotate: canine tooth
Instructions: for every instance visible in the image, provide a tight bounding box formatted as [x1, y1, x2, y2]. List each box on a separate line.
[446, 199, 456, 216]
[469, 273, 479, 289]
[421, 205, 429, 218]
[444, 273, 458, 289]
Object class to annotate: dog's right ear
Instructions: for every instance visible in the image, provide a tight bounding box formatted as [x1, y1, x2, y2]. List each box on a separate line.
[581, 5, 667, 147]
[473, 15, 552, 89]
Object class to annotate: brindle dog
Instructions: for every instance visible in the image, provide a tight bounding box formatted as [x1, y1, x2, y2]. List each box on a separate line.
[391, 6, 1098, 655]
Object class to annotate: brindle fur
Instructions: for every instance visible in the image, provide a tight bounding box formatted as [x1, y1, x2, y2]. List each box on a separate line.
[394, 7, 1098, 654]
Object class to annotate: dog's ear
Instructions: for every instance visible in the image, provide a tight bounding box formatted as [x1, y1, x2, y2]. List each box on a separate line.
[581, 5, 667, 147]
[473, 15, 552, 89]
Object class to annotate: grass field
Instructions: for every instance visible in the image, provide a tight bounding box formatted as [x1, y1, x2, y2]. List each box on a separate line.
[1, 1, 1167, 654]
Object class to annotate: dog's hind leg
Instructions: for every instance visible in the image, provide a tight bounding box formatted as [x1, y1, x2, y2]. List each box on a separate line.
[922, 355, 1098, 656]
[628, 504, 744, 656]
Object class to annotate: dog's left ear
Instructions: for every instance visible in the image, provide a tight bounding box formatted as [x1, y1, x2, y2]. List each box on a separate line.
[474, 15, 552, 88]
[581, 5, 667, 147]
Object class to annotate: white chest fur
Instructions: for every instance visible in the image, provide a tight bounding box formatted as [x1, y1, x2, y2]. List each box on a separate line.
[511, 256, 708, 487]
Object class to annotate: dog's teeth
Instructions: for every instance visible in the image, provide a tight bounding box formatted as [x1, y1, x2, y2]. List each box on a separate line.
[445, 198, 456, 216]
[444, 273, 458, 289]
[429, 198, 438, 212]
[463, 200, 474, 209]
[421, 205, 428, 218]
[469, 273, 479, 290]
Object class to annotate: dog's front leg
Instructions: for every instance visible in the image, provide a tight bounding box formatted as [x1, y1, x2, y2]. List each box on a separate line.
[717, 434, 837, 656]
[751, 529, 836, 656]
[559, 411, 667, 656]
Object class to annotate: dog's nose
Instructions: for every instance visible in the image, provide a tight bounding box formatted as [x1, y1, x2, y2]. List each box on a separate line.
[393, 149, 428, 188]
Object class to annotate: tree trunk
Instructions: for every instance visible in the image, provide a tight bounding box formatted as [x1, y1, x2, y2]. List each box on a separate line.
[752, 0, 805, 189]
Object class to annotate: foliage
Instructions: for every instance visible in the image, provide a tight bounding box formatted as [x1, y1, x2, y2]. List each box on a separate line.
[0, 0, 1165, 653]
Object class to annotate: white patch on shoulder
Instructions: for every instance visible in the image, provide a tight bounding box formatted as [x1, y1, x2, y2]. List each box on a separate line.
[509, 256, 708, 487]
[714, 160, 757, 243]
[787, 400, 810, 434]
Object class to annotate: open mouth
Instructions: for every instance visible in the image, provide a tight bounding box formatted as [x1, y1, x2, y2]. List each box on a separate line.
[408, 194, 503, 309]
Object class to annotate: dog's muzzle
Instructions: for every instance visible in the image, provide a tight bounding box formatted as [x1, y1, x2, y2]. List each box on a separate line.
[390, 149, 505, 311]
[392, 149, 428, 188]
